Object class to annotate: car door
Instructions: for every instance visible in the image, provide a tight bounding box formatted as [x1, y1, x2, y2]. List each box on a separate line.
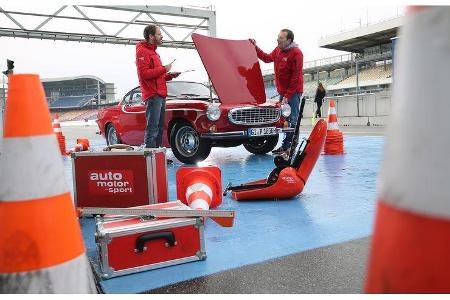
[118, 87, 146, 145]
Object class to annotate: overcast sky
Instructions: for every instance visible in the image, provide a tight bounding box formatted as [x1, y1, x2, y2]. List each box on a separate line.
[0, 0, 407, 98]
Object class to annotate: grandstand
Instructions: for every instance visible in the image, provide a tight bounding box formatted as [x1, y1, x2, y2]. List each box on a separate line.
[49, 95, 95, 109]
[56, 108, 101, 122]
[40, 75, 117, 121]
[327, 63, 392, 96]
[264, 48, 394, 99]
[263, 16, 403, 125]
[42, 75, 115, 109]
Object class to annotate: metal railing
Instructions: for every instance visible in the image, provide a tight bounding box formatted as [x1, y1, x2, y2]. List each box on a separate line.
[262, 53, 355, 77]
[304, 53, 354, 70]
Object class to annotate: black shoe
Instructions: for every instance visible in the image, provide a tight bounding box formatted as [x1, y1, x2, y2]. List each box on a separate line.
[166, 158, 174, 164]
[272, 147, 285, 154]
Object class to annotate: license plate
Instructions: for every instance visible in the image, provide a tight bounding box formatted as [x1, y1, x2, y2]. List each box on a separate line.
[247, 127, 277, 137]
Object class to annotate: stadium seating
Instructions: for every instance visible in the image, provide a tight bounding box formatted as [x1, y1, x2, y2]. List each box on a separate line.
[56, 110, 87, 121]
[264, 63, 391, 101]
[328, 64, 392, 91]
[265, 76, 346, 100]
[76, 109, 99, 121]
[57, 110, 86, 121]
[49, 95, 94, 109]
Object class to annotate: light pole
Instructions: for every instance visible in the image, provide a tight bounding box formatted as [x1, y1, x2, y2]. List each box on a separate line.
[1, 59, 15, 141]
[0, 70, 6, 155]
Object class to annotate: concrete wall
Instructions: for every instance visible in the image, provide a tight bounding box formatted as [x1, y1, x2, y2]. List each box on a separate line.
[301, 91, 391, 126]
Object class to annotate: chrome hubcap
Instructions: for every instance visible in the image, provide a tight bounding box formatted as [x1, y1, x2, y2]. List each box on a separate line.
[176, 126, 199, 157]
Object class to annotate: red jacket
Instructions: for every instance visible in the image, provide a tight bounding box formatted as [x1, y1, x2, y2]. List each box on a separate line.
[255, 43, 303, 99]
[136, 41, 174, 100]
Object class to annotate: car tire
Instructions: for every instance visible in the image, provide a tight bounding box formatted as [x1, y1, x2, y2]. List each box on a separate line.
[106, 123, 122, 145]
[243, 135, 279, 154]
[170, 122, 211, 164]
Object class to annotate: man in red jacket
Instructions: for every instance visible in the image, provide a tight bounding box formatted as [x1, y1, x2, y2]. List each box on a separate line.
[136, 25, 180, 148]
[250, 29, 303, 155]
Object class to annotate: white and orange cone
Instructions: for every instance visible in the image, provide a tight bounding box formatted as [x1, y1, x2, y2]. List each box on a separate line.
[176, 166, 222, 211]
[0, 74, 96, 293]
[53, 113, 67, 155]
[323, 100, 344, 155]
[66, 138, 90, 155]
[365, 7, 450, 293]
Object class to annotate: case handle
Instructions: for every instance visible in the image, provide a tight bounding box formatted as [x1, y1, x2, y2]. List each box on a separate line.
[103, 144, 134, 151]
[135, 231, 176, 253]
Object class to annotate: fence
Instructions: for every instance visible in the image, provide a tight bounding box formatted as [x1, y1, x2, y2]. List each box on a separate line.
[301, 91, 392, 125]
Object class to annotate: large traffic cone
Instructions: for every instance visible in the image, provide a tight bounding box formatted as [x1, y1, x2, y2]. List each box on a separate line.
[176, 166, 222, 210]
[323, 100, 344, 155]
[365, 7, 450, 293]
[0, 74, 96, 293]
[53, 113, 67, 155]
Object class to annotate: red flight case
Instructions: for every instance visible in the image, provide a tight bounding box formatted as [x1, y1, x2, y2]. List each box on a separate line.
[71, 148, 168, 208]
[93, 201, 206, 279]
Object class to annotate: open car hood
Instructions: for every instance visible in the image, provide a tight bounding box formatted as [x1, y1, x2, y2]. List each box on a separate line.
[192, 33, 266, 105]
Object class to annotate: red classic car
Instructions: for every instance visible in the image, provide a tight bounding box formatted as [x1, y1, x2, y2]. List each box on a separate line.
[96, 34, 293, 164]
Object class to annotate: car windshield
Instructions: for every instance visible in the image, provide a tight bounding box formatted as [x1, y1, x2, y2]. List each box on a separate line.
[167, 81, 216, 99]
[124, 82, 218, 105]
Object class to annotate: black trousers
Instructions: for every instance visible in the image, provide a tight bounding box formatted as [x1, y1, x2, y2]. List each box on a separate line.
[315, 101, 322, 118]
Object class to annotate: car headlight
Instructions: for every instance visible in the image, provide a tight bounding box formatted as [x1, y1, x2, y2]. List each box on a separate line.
[281, 104, 291, 117]
[206, 103, 221, 121]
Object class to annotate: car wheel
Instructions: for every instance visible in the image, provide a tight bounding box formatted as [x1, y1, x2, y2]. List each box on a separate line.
[106, 124, 121, 145]
[170, 123, 211, 164]
[243, 135, 279, 154]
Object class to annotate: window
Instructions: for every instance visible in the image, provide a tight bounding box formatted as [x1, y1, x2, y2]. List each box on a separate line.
[167, 81, 214, 99]
[123, 92, 131, 104]
[130, 91, 142, 105]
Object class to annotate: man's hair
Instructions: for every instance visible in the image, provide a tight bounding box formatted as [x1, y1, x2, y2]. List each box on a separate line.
[143, 25, 157, 42]
[281, 29, 294, 43]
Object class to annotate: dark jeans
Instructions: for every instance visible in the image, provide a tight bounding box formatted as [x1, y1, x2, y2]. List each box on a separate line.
[281, 92, 302, 150]
[315, 101, 322, 117]
[144, 95, 166, 148]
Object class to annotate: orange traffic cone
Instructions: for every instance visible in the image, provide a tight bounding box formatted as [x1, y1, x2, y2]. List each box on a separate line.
[176, 166, 222, 210]
[66, 137, 90, 155]
[365, 7, 450, 293]
[0, 74, 96, 293]
[53, 113, 67, 155]
[323, 100, 344, 155]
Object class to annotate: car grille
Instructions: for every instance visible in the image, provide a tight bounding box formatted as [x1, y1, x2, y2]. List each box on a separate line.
[228, 107, 280, 125]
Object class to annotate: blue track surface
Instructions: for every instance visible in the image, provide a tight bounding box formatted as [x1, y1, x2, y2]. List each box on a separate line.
[66, 135, 384, 294]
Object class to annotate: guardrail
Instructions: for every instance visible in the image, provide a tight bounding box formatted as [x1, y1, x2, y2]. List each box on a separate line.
[299, 92, 391, 123]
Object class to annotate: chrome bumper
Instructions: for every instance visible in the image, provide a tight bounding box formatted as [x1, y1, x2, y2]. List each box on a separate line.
[201, 127, 294, 140]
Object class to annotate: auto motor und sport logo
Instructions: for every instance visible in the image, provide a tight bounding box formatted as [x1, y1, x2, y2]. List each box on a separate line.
[88, 170, 135, 195]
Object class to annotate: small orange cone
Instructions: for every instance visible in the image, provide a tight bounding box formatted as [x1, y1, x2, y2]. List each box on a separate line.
[323, 100, 344, 155]
[176, 166, 222, 210]
[365, 7, 450, 293]
[66, 137, 90, 155]
[53, 113, 67, 155]
[0, 74, 96, 293]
